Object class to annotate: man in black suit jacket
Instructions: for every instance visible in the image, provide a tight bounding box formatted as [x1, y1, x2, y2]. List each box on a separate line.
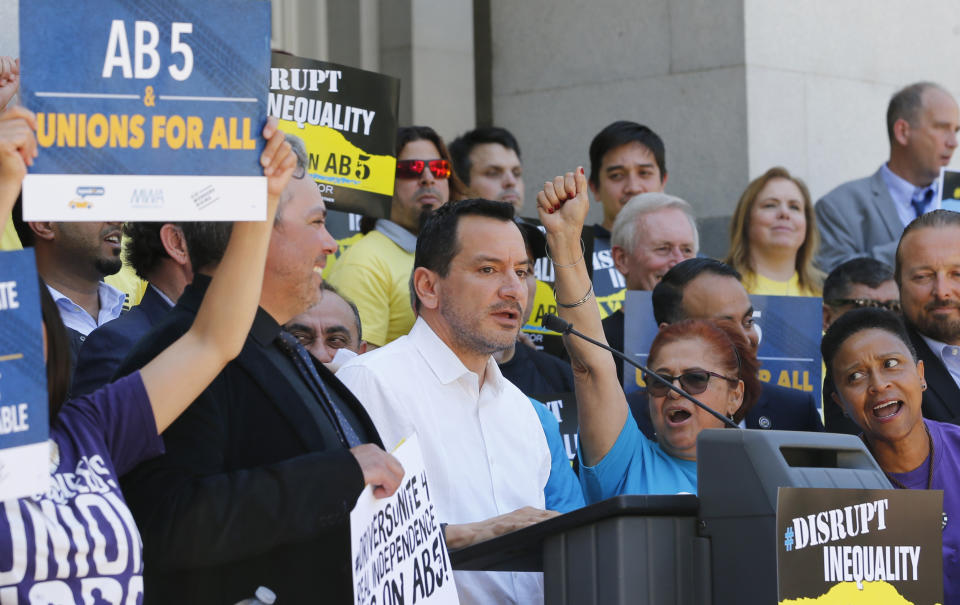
[73, 221, 230, 396]
[647, 258, 824, 432]
[895, 210, 960, 424]
[115, 137, 402, 604]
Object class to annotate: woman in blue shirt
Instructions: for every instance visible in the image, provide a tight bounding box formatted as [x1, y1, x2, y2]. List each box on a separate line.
[535, 168, 760, 500]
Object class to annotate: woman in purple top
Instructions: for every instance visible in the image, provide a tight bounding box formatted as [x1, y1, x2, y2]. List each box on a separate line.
[0, 118, 297, 603]
[823, 308, 960, 603]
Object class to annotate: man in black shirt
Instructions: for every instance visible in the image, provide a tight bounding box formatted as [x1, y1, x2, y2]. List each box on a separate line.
[586, 121, 668, 319]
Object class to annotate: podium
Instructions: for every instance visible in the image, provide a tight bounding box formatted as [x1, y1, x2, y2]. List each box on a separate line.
[451, 429, 891, 604]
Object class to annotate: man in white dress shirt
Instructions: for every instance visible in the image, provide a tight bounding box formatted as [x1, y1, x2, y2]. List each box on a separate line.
[338, 198, 558, 605]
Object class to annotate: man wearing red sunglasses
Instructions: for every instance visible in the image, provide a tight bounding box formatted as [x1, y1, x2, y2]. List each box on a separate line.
[327, 126, 463, 348]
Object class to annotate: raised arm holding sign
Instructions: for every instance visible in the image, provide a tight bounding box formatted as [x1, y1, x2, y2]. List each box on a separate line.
[0, 118, 296, 603]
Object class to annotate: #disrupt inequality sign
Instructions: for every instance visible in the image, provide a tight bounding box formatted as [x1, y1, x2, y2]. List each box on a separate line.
[19, 0, 270, 221]
[0, 250, 49, 500]
[350, 434, 458, 605]
[777, 488, 943, 604]
[269, 52, 399, 218]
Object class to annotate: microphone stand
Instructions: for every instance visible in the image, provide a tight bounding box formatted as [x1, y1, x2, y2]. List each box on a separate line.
[542, 314, 741, 429]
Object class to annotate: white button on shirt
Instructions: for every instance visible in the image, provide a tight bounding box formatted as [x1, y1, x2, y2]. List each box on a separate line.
[338, 317, 550, 605]
[47, 282, 126, 336]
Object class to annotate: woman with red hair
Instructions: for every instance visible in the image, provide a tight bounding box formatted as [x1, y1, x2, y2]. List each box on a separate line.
[537, 168, 760, 500]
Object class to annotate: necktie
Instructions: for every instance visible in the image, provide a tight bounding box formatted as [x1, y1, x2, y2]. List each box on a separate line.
[911, 187, 935, 219]
[275, 331, 362, 447]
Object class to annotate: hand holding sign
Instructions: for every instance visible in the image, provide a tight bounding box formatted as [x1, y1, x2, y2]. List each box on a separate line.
[0, 57, 18, 111]
[0, 106, 38, 230]
[350, 443, 405, 499]
[259, 117, 296, 199]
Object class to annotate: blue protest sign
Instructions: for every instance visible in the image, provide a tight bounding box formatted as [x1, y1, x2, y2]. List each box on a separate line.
[0, 249, 49, 500]
[19, 0, 270, 221]
[622, 291, 822, 406]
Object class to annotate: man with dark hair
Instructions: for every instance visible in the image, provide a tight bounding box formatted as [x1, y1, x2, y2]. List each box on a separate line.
[71, 220, 232, 395]
[115, 133, 402, 603]
[629, 257, 824, 434]
[822, 257, 899, 331]
[339, 198, 571, 605]
[12, 205, 124, 360]
[895, 209, 960, 423]
[327, 125, 461, 347]
[816, 82, 959, 271]
[285, 282, 367, 372]
[820, 257, 899, 434]
[586, 120, 668, 319]
[449, 126, 524, 213]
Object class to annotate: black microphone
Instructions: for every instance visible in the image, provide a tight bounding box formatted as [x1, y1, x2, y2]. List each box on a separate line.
[542, 313, 741, 429]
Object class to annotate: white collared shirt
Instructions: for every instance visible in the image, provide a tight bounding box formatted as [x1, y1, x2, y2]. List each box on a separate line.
[880, 163, 941, 227]
[338, 317, 550, 605]
[47, 282, 126, 336]
[921, 334, 960, 390]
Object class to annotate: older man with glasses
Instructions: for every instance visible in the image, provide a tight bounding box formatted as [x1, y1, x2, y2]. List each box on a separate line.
[327, 125, 464, 348]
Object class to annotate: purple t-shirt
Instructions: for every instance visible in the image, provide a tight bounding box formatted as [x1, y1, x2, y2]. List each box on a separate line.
[887, 419, 960, 604]
[0, 372, 163, 603]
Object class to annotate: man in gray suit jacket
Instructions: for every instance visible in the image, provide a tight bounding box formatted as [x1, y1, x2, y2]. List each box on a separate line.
[816, 82, 959, 272]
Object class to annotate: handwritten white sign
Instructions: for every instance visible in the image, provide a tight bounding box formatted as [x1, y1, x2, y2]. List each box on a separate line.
[351, 434, 459, 605]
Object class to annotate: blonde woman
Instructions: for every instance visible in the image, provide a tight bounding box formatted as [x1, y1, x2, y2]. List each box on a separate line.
[725, 167, 824, 296]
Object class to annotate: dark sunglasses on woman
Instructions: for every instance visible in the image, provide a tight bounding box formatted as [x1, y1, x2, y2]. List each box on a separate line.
[642, 369, 738, 397]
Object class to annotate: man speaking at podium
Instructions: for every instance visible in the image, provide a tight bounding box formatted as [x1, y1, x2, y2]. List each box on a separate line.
[338, 198, 559, 604]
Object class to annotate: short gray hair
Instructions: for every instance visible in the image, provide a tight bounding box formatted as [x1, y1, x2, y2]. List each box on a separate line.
[610, 192, 699, 255]
[276, 133, 311, 223]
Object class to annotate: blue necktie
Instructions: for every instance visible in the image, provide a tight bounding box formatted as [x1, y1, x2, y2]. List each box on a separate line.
[276, 331, 362, 447]
[912, 187, 935, 219]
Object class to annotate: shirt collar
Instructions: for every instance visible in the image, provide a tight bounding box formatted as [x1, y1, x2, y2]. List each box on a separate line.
[920, 333, 960, 366]
[409, 317, 506, 394]
[46, 282, 126, 318]
[375, 219, 417, 253]
[98, 281, 127, 315]
[880, 163, 940, 210]
[149, 283, 177, 308]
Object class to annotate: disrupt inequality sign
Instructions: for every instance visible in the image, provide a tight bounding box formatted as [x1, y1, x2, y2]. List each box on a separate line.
[269, 52, 400, 219]
[777, 487, 943, 604]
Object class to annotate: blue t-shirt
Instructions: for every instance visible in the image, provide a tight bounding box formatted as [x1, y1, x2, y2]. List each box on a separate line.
[887, 419, 960, 604]
[578, 415, 697, 503]
[530, 399, 585, 514]
[0, 372, 164, 603]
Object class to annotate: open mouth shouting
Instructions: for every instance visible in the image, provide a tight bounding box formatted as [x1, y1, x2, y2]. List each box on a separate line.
[871, 398, 903, 421]
[664, 405, 694, 427]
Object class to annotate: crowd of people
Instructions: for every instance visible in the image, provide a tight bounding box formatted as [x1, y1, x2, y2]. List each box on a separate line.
[1, 48, 959, 603]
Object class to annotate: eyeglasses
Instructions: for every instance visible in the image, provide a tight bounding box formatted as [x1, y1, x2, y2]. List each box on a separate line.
[642, 370, 738, 397]
[825, 298, 902, 313]
[396, 159, 451, 180]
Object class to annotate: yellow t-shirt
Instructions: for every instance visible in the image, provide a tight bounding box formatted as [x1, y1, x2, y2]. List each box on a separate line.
[325, 230, 415, 347]
[321, 231, 365, 280]
[744, 272, 821, 297]
[1, 217, 147, 308]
